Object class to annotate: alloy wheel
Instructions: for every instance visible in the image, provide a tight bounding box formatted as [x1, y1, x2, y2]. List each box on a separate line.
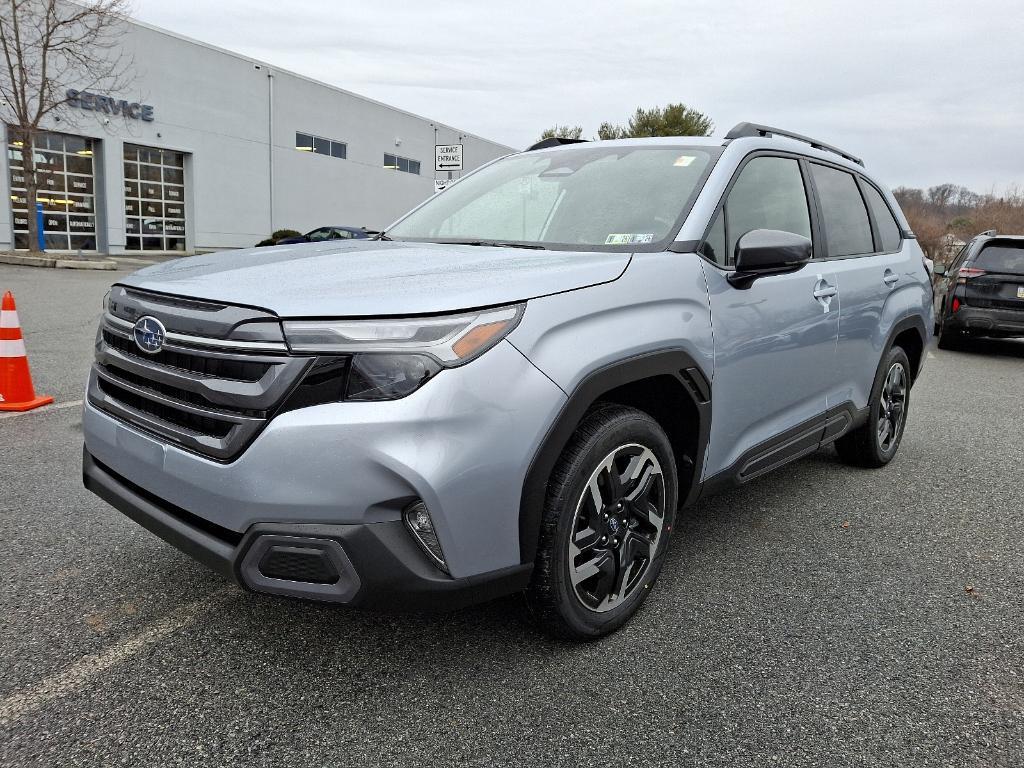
[568, 443, 666, 613]
[877, 362, 907, 453]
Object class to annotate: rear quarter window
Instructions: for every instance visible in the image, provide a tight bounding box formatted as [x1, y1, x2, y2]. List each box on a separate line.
[975, 243, 1024, 273]
[861, 183, 902, 252]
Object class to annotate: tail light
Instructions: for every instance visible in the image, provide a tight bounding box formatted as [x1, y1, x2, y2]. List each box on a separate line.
[957, 266, 986, 283]
[951, 297, 961, 313]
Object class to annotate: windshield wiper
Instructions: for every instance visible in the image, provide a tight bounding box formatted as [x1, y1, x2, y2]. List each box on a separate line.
[436, 240, 547, 250]
[373, 232, 393, 241]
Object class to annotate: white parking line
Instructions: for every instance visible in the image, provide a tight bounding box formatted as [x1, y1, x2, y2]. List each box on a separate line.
[0, 588, 234, 726]
[0, 398, 83, 420]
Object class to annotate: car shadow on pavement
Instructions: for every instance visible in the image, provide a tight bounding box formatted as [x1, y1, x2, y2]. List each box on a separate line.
[942, 337, 1024, 358]
[132, 451, 835, 657]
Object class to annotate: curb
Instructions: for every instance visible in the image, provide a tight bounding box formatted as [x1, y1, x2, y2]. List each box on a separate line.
[55, 258, 118, 271]
[0, 253, 118, 270]
[0, 253, 56, 268]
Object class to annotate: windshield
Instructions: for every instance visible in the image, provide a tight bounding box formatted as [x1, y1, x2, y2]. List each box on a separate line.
[387, 145, 718, 251]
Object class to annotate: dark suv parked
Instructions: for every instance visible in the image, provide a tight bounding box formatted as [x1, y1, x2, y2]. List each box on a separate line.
[934, 233, 1024, 348]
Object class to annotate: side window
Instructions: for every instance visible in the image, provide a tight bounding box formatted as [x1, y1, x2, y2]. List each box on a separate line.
[949, 244, 970, 271]
[809, 164, 873, 257]
[861, 182, 902, 252]
[723, 156, 812, 265]
[701, 210, 726, 266]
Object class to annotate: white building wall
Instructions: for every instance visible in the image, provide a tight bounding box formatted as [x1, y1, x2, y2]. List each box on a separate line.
[0, 16, 513, 254]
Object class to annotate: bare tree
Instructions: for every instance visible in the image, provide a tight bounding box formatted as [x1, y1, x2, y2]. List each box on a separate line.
[926, 183, 957, 212]
[0, 0, 132, 252]
[895, 183, 1024, 263]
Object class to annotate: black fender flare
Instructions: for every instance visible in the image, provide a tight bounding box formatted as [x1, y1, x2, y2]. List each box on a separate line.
[517, 348, 712, 565]
[884, 314, 928, 380]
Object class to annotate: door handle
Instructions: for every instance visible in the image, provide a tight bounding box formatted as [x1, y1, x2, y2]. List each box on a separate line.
[883, 270, 900, 286]
[813, 274, 837, 312]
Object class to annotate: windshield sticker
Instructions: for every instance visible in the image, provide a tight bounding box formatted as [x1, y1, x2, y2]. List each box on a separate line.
[606, 233, 654, 245]
[673, 155, 696, 167]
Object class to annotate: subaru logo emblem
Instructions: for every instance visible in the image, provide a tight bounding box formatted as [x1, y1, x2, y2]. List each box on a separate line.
[133, 316, 166, 354]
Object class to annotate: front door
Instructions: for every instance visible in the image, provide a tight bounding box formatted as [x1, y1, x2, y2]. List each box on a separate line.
[698, 154, 839, 480]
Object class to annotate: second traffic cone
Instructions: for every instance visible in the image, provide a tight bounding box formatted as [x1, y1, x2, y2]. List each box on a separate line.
[0, 290, 53, 412]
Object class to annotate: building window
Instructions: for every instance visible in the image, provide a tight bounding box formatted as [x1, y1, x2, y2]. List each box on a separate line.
[7, 128, 97, 251]
[123, 144, 187, 252]
[296, 132, 346, 159]
[384, 153, 420, 175]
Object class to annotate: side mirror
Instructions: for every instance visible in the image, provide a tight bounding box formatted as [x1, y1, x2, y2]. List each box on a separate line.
[933, 263, 947, 276]
[729, 229, 812, 287]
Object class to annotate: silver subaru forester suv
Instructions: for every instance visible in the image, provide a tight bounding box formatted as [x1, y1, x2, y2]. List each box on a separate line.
[83, 123, 933, 638]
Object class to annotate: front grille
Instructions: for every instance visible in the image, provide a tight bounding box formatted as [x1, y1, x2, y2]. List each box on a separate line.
[100, 364, 266, 417]
[102, 330, 271, 382]
[96, 376, 235, 438]
[89, 308, 315, 461]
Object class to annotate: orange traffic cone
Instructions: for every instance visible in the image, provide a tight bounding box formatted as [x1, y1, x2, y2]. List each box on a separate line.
[0, 291, 53, 411]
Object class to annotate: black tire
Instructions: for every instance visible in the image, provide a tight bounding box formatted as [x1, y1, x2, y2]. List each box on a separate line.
[835, 346, 912, 468]
[525, 404, 678, 640]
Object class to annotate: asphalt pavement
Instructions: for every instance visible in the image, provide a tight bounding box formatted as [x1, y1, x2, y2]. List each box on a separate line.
[1, 263, 1021, 767]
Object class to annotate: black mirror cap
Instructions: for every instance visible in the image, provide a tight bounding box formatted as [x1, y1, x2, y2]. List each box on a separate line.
[734, 229, 813, 272]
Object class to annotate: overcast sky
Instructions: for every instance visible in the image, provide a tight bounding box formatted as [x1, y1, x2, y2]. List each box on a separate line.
[132, 0, 1022, 193]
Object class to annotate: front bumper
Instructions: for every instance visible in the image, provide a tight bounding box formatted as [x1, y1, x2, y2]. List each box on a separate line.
[82, 338, 567, 606]
[945, 306, 1024, 337]
[83, 448, 532, 609]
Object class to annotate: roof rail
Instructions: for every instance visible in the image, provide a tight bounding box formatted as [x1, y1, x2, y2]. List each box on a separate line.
[725, 122, 864, 167]
[526, 137, 589, 151]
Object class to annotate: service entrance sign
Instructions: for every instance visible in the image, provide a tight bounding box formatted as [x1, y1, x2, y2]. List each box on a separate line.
[435, 144, 463, 172]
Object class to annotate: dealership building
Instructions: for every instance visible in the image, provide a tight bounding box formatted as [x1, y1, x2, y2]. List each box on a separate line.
[1, 16, 513, 255]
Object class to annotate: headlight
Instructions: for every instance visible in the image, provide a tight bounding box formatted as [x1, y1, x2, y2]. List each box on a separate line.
[346, 354, 441, 401]
[283, 303, 524, 364]
[278, 304, 525, 405]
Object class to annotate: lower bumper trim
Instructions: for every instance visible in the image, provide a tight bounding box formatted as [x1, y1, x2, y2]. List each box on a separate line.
[83, 446, 533, 611]
[83, 447, 237, 579]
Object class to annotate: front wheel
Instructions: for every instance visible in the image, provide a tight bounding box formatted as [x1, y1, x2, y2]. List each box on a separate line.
[835, 346, 911, 468]
[525, 405, 678, 640]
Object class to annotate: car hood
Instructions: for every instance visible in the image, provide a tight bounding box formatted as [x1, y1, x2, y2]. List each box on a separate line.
[120, 240, 630, 317]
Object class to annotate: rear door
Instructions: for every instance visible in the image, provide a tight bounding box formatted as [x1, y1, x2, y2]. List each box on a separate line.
[807, 164, 913, 413]
[965, 241, 1024, 311]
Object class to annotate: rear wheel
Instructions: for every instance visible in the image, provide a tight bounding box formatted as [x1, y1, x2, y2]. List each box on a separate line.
[525, 405, 678, 640]
[835, 346, 911, 468]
